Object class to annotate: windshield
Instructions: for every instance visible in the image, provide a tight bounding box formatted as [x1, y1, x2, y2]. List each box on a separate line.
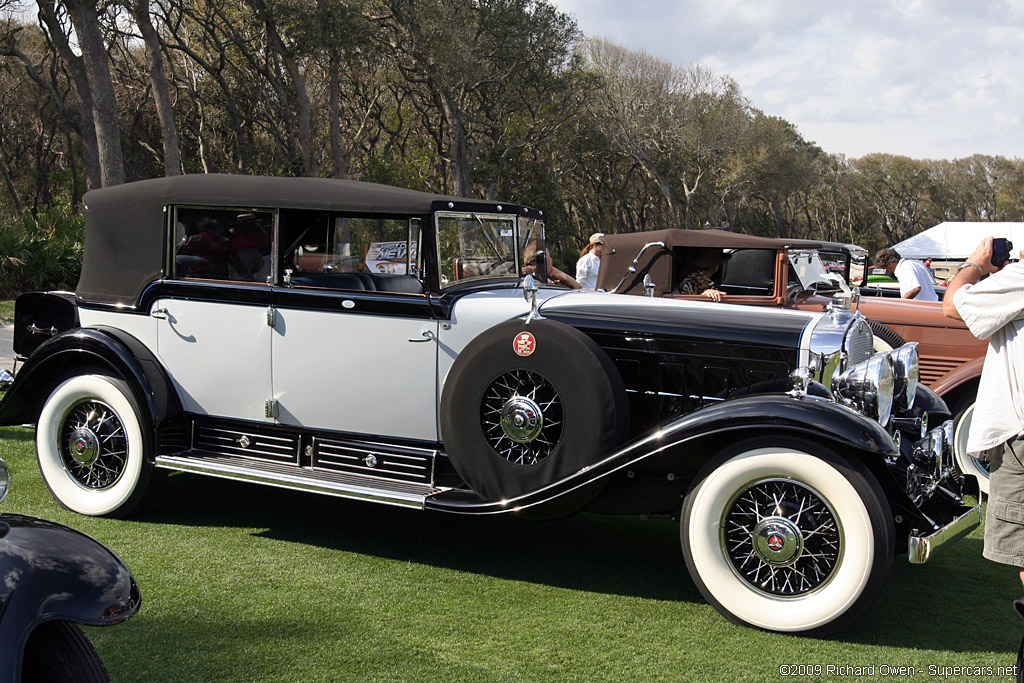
[788, 250, 835, 291]
[437, 211, 545, 287]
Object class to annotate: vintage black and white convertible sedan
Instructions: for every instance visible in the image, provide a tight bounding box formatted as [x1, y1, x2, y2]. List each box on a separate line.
[0, 175, 979, 634]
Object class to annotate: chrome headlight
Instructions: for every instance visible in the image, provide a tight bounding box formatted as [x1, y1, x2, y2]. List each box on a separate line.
[0, 458, 9, 505]
[891, 342, 919, 412]
[832, 352, 896, 426]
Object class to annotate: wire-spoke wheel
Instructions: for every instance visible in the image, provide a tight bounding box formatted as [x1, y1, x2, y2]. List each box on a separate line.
[36, 374, 152, 517]
[481, 369, 564, 466]
[58, 398, 129, 489]
[682, 438, 893, 635]
[441, 319, 629, 502]
[722, 478, 841, 596]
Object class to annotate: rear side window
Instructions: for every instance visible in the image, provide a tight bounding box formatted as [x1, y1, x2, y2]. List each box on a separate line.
[172, 207, 275, 283]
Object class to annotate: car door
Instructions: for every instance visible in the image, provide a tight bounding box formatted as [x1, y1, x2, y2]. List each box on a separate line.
[269, 212, 438, 441]
[155, 206, 276, 422]
[154, 295, 274, 422]
[270, 295, 439, 440]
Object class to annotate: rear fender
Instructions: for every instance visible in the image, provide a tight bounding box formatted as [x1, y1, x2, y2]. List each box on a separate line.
[0, 327, 181, 455]
[0, 514, 141, 681]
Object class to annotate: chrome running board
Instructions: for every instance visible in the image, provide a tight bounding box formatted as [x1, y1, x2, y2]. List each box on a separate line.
[155, 452, 446, 509]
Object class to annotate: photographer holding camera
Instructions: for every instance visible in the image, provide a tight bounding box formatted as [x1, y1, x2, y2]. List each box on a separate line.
[944, 237, 1024, 596]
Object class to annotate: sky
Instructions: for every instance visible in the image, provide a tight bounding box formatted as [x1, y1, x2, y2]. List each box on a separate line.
[550, 0, 1024, 161]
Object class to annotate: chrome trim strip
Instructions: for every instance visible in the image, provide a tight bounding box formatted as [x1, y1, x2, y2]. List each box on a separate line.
[155, 454, 444, 509]
[907, 504, 981, 564]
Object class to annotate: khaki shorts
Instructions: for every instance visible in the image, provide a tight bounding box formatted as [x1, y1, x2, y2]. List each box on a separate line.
[984, 437, 1024, 568]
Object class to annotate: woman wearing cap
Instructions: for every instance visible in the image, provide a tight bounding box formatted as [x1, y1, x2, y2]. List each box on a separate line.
[678, 248, 731, 302]
[576, 233, 605, 289]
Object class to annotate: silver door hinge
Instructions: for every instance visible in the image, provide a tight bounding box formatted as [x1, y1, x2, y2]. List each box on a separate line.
[265, 398, 279, 419]
[266, 306, 276, 328]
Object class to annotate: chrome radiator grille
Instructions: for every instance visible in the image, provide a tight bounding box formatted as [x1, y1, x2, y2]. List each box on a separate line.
[845, 318, 874, 367]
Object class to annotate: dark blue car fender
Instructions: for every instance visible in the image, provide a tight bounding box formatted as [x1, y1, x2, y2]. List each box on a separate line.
[0, 514, 141, 682]
[427, 393, 897, 514]
[0, 326, 181, 451]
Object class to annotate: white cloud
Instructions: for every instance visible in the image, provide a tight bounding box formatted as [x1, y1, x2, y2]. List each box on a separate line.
[551, 0, 1024, 160]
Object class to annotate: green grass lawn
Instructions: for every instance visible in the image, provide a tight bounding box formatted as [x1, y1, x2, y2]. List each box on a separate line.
[0, 299, 13, 324]
[0, 424, 1020, 682]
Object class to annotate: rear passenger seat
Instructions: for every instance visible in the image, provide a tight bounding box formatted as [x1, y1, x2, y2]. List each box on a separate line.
[289, 272, 425, 294]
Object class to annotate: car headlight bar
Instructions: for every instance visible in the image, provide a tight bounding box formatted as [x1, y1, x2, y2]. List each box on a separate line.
[891, 342, 920, 413]
[831, 350, 899, 426]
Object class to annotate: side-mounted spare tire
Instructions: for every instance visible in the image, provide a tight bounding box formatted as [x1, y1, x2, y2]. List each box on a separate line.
[440, 319, 630, 501]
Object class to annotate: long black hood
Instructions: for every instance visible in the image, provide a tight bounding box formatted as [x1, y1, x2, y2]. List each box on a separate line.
[541, 295, 815, 351]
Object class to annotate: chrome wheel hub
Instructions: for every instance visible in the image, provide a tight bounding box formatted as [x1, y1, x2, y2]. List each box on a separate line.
[752, 517, 804, 566]
[68, 428, 101, 466]
[500, 396, 544, 444]
[481, 369, 563, 466]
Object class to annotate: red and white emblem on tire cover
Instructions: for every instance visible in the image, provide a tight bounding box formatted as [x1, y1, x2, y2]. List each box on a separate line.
[513, 331, 536, 357]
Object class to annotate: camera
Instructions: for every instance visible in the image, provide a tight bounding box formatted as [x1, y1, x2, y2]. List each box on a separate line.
[992, 238, 1014, 268]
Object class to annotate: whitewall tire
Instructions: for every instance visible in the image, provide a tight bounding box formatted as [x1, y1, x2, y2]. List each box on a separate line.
[36, 374, 151, 517]
[681, 440, 893, 634]
[952, 402, 988, 496]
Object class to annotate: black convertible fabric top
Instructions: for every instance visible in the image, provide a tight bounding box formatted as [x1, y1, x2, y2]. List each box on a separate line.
[77, 175, 527, 307]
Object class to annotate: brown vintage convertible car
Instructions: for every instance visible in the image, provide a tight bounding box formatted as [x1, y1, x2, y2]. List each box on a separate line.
[596, 229, 988, 492]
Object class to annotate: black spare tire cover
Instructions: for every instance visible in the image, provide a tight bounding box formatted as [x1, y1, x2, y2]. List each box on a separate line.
[440, 318, 630, 501]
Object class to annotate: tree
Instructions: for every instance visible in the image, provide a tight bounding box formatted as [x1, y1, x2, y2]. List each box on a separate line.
[373, 0, 579, 198]
[62, 0, 125, 186]
[852, 154, 931, 245]
[129, 0, 181, 175]
[581, 39, 748, 229]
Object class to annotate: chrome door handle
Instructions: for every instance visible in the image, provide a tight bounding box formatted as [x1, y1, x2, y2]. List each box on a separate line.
[150, 308, 169, 320]
[27, 323, 58, 336]
[408, 330, 434, 343]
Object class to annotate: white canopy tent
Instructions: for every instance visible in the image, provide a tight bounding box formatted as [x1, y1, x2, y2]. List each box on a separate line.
[893, 222, 1024, 260]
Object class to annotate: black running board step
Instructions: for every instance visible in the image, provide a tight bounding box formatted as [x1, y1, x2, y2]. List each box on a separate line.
[155, 452, 446, 509]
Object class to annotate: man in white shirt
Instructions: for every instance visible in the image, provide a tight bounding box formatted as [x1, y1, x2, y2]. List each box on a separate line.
[944, 236, 1024, 590]
[873, 247, 939, 301]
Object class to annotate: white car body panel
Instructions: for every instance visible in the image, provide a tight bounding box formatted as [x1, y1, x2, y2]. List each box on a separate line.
[272, 307, 439, 440]
[153, 298, 273, 422]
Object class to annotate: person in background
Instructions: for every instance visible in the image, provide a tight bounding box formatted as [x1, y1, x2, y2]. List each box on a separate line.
[521, 240, 581, 289]
[943, 236, 1024, 606]
[873, 247, 938, 301]
[575, 233, 604, 289]
[678, 248, 731, 302]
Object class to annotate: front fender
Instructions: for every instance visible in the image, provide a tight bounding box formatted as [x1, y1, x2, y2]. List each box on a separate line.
[0, 513, 141, 681]
[905, 383, 950, 422]
[427, 394, 896, 514]
[0, 327, 181, 444]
